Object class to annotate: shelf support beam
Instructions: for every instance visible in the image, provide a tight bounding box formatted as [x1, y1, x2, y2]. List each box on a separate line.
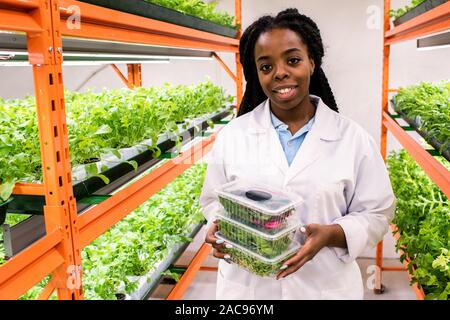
[58, 0, 239, 53]
[212, 52, 236, 82]
[110, 64, 129, 88]
[385, 2, 450, 45]
[235, 0, 243, 111]
[382, 111, 450, 198]
[166, 243, 212, 300]
[29, 0, 83, 299]
[0, 229, 63, 299]
[13, 183, 45, 196]
[110, 64, 142, 89]
[38, 279, 56, 300]
[375, 0, 392, 295]
[127, 63, 142, 88]
[78, 132, 219, 248]
[390, 225, 426, 300]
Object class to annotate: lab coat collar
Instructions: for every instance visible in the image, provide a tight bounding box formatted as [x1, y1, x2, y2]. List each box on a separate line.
[247, 95, 342, 181]
[247, 95, 342, 142]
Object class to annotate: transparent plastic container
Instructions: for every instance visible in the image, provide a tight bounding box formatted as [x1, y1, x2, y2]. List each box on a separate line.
[216, 212, 300, 258]
[215, 181, 302, 234]
[216, 232, 301, 277]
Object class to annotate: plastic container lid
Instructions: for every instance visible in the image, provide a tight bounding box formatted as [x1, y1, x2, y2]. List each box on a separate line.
[215, 180, 303, 216]
[215, 231, 301, 264]
[215, 211, 301, 240]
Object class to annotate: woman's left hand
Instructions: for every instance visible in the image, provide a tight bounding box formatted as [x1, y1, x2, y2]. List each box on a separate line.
[276, 223, 346, 280]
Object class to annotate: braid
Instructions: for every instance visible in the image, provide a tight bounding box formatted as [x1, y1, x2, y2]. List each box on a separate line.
[310, 68, 337, 112]
[238, 16, 272, 116]
[238, 8, 338, 117]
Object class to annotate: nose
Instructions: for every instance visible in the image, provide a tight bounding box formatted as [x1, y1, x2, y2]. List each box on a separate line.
[274, 65, 289, 81]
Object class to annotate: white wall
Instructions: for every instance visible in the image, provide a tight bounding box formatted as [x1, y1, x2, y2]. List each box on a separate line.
[1, 1, 448, 258]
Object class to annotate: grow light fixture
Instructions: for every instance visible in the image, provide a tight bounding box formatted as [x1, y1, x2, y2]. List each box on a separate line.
[0, 52, 171, 66]
[62, 60, 170, 66]
[0, 33, 214, 65]
[417, 31, 450, 51]
[63, 52, 213, 61]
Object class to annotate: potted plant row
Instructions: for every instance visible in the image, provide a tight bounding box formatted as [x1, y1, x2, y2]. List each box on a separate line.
[390, 0, 449, 26]
[391, 81, 450, 162]
[79, 0, 239, 38]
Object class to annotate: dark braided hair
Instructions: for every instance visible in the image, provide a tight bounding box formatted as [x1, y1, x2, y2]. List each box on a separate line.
[238, 8, 338, 117]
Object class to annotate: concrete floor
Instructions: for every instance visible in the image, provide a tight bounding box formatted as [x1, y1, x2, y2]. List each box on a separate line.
[149, 226, 417, 300]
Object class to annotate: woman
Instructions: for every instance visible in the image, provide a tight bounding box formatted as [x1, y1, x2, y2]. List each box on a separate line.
[200, 8, 396, 300]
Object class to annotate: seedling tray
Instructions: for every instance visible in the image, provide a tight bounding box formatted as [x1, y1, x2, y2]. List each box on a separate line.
[0, 198, 13, 225]
[121, 222, 204, 300]
[7, 108, 232, 215]
[79, 0, 238, 38]
[391, 100, 450, 162]
[393, 0, 448, 26]
[216, 212, 300, 259]
[216, 232, 300, 277]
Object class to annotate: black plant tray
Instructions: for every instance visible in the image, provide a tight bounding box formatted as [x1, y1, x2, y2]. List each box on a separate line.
[79, 0, 238, 38]
[7, 108, 233, 215]
[121, 221, 205, 300]
[391, 100, 450, 162]
[393, 0, 448, 26]
[0, 198, 13, 225]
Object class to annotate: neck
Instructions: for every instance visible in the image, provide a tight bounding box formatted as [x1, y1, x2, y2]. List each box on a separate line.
[270, 96, 316, 129]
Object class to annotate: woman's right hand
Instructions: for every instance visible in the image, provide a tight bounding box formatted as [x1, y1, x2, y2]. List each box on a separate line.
[205, 221, 231, 262]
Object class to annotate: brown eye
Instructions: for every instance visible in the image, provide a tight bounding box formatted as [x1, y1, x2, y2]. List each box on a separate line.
[288, 57, 301, 65]
[259, 64, 272, 73]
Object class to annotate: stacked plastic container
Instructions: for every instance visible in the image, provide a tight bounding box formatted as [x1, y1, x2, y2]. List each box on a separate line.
[214, 181, 302, 277]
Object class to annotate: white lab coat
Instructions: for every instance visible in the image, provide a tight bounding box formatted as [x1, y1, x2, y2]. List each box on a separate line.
[199, 96, 396, 300]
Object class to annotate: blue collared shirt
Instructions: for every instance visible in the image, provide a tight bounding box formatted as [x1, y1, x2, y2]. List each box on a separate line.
[270, 112, 315, 166]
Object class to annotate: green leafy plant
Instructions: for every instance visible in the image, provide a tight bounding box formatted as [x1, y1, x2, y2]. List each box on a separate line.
[0, 81, 233, 203]
[387, 150, 450, 300]
[218, 219, 293, 258]
[144, 0, 237, 29]
[218, 196, 293, 234]
[223, 245, 296, 277]
[393, 81, 450, 156]
[389, 0, 426, 19]
[80, 163, 207, 300]
[1, 164, 207, 299]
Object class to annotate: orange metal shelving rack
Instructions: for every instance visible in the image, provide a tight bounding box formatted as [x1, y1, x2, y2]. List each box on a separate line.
[0, 0, 243, 300]
[375, 0, 450, 299]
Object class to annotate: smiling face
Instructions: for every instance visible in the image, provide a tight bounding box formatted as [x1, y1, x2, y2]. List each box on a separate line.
[254, 28, 315, 114]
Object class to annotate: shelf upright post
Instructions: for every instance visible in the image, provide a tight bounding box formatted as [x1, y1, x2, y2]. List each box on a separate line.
[29, 0, 83, 299]
[127, 64, 143, 88]
[375, 0, 392, 295]
[235, 0, 243, 111]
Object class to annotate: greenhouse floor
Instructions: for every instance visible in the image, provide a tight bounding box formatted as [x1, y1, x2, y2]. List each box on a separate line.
[149, 226, 417, 300]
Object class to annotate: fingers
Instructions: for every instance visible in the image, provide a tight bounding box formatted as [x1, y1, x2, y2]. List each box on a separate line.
[204, 221, 219, 245]
[213, 248, 230, 260]
[204, 221, 233, 262]
[213, 243, 233, 264]
[276, 245, 313, 280]
[276, 254, 311, 280]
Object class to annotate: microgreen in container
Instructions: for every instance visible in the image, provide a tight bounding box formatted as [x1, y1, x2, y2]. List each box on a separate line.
[216, 212, 300, 258]
[215, 180, 302, 234]
[216, 232, 301, 277]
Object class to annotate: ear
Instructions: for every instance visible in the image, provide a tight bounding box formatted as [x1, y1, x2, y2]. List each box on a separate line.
[309, 58, 315, 76]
